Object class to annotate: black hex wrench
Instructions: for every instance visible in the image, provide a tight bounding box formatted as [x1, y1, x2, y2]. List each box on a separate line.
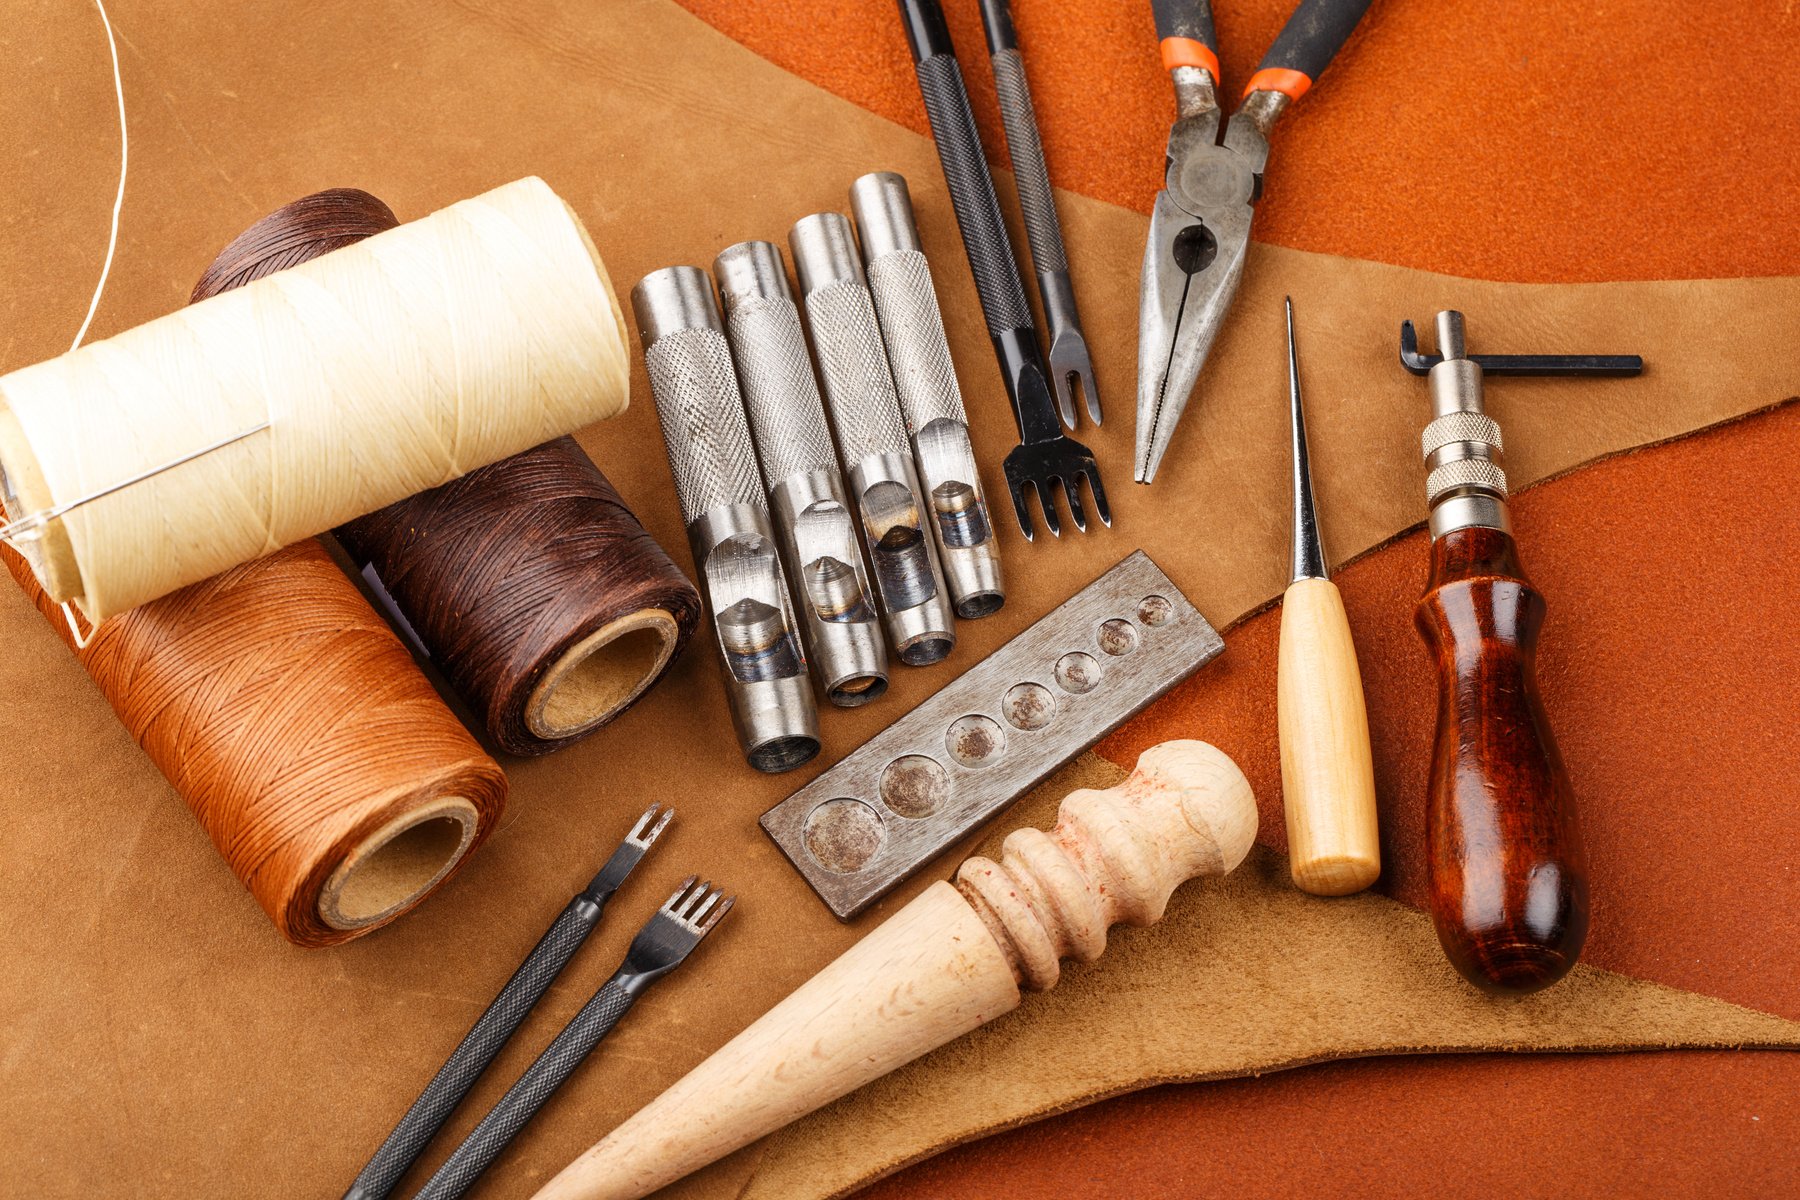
[340, 804, 672, 1200]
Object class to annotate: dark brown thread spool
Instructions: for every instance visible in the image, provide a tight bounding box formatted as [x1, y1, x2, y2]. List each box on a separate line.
[0, 191, 518, 947]
[203, 189, 701, 755]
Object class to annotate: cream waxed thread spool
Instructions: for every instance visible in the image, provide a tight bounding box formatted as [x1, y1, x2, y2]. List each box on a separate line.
[0, 175, 630, 621]
[201, 188, 704, 756]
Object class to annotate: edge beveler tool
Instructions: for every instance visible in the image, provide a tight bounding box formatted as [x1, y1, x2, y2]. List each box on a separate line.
[714, 240, 890, 706]
[633, 267, 821, 773]
[1136, 0, 1374, 483]
[850, 171, 1006, 620]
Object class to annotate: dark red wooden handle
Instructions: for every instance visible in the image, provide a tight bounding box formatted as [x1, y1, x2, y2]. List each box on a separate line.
[1414, 525, 1589, 993]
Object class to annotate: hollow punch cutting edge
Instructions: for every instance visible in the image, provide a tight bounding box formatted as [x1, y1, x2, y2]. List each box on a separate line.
[340, 803, 672, 1200]
[1275, 299, 1378, 896]
[977, 0, 1099, 428]
[715, 240, 890, 707]
[850, 171, 1006, 620]
[1136, 0, 1374, 484]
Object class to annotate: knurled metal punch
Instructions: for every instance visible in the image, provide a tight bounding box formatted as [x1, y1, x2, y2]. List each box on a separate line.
[1135, 0, 1374, 484]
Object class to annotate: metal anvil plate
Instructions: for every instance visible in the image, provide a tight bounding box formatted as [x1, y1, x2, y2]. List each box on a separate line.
[761, 550, 1223, 919]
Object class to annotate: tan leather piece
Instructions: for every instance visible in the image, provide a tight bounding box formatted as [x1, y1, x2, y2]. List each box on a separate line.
[2, 3, 1799, 1198]
[729, 767, 1798, 1200]
[863, 399, 1800, 1199]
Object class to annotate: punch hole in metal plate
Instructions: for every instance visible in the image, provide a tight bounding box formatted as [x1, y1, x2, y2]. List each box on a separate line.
[1002, 682, 1055, 731]
[1096, 617, 1140, 657]
[879, 755, 947, 818]
[803, 798, 886, 874]
[761, 550, 1224, 919]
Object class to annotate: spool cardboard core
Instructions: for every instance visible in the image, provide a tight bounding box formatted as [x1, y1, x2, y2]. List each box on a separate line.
[525, 607, 680, 739]
[318, 797, 479, 930]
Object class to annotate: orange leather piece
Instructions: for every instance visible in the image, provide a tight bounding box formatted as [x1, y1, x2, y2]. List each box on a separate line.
[862, 1051, 1800, 1199]
[675, 0, 1800, 283]
[860, 400, 1800, 1198]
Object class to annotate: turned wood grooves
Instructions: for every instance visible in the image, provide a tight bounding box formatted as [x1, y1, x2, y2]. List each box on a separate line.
[956, 741, 1255, 991]
[531, 740, 1257, 1200]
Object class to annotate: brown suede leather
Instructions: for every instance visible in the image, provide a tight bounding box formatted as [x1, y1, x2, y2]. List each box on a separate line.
[1, 3, 1796, 1199]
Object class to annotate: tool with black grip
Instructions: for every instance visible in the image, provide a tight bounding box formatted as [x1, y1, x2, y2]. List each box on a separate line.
[411, 876, 733, 1200]
[897, 0, 1109, 540]
[340, 804, 672, 1200]
[1407, 311, 1599, 994]
[977, 0, 1098, 429]
[1137, 0, 1375, 483]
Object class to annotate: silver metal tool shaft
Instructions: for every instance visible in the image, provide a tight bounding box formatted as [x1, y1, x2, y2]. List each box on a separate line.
[632, 266, 820, 773]
[790, 212, 957, 667]
[848, 172, 1005, 621]
[1285, 297, 1325, 583]
[1422, 310, 1510, 540]
[714, 240, 888, 707]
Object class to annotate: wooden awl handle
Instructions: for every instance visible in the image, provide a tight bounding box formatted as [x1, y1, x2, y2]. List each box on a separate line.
[1277, 576, 1380, 895]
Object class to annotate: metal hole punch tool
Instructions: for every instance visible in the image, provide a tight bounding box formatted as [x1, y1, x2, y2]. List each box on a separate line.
[1136, 0, 1374, 484]
[898, 0, 1109, 540]
[976, 0, 1099, 429]
[849, 171, 1006, 621]
[790, 212, 958, 668]
[341, 803, 673, 1200]
[714, 240, 891, 706]
[633, 267, 821, 773]
[410, 876, 734, 1200]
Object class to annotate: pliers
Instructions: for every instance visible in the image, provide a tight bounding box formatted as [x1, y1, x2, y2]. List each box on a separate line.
[1135, 0, 1374, 484]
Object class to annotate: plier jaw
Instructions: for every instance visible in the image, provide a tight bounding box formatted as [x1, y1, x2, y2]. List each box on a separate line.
[1133, 115, 1264, 484]
[1136, 0, 1374, 483]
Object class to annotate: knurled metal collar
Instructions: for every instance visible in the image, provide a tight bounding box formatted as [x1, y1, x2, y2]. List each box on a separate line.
[1426, 457, 1508, 505]
[1421, 411, 1503, 459]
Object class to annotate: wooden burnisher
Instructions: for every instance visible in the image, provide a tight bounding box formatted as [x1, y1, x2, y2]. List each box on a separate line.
[531, 739, 1258, 1200]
